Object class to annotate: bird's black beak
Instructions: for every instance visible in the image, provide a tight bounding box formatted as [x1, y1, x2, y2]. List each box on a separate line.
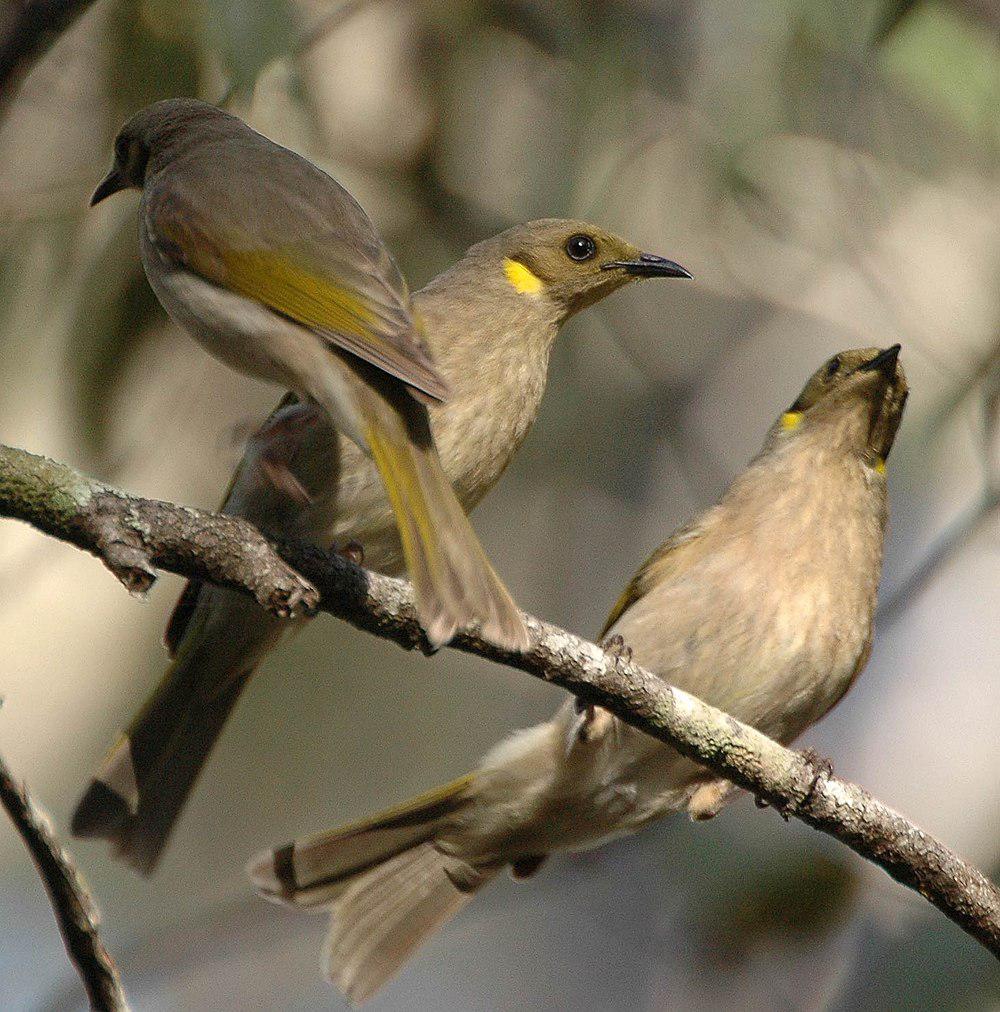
[601, 253, 692, 279]
[90, 168, 126, 206]
[858, 344, 901, 378]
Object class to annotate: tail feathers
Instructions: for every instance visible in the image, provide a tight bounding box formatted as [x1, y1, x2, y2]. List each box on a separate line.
[72, 620, 254, 876]
[248, 774, 474, 907]
[325, 843, 490, 1005]
[248, 774, 487, 1003]
[365, 401, 528, 652]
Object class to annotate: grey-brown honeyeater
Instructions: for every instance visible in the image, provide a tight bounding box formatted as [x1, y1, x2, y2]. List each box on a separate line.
[248, 346, 907, 1005]
[75, 110, 692, 875]
[89, 96, 688, 652]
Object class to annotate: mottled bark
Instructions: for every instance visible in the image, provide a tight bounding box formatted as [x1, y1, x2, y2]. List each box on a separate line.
[2, 442, 999, 961]
[0, 444, 318, 616]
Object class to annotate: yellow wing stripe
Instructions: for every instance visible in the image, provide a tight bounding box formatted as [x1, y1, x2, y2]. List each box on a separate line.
[221, 248, 379, 340]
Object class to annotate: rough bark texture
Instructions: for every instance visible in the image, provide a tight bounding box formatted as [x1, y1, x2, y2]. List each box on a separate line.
[0, 444, 319, 616]
[0, 750, 128, 1010]
[2, 442, 999, 962]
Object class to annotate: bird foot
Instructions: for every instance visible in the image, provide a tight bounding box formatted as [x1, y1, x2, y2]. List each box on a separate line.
[603, 634, 633, 665]
[252, 402, 325, 505]
[798, 747, 834, 806]
[258, 456, 312, 504]
[335, 540, 364, 566]
[753, 749, 833, 820]
[687, 779, 734, 821]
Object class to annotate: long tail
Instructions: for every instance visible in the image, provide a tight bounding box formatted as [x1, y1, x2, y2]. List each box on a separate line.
[249, 774, 494, 1005]
[72, 397, 340, 874]
[357, 384, 528, 652]
[71, 589, 284, 875]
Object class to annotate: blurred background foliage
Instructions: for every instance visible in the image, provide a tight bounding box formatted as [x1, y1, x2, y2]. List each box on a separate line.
[1, 0, 999, 1008]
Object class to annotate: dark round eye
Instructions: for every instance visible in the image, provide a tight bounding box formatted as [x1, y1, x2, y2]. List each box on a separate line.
[565, 234, 597, 261]
[114, 135, 130, 164]
[825, 355, 841, 379]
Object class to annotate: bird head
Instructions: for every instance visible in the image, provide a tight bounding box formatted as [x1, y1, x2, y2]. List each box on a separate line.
[91, 98, 239, 205]
[484, 219, 691, 316]
[776, 345, 908, 469]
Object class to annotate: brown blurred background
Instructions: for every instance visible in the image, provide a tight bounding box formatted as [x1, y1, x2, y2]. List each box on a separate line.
[1, 0, 999, 1008]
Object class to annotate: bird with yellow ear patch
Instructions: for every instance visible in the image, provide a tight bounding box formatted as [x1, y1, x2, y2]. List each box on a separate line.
[249, 346, 907, 1005]
[90, 98, 689, 652]
[76, 125, 691, 875]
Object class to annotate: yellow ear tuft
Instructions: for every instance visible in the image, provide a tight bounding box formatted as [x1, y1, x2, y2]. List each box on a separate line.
[780, 411, 803, 432]
[503, 258, 544, 295]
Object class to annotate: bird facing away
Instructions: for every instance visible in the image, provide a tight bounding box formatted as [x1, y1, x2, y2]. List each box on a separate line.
[249, 345, 907, 1005]
[72, 189, 691, 871]
[88, 99, 671, 652]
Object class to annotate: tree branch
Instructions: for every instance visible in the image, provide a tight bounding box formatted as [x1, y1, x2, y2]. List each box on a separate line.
[0, 749, 128, 1010]
[0, 444, 319, 617]
[2, 442, 999, 961]
[0, 0, 97, 112]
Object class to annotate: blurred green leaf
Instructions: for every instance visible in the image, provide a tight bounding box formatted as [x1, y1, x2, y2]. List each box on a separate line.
[203, 0, 298, 100]
[880, 1, 1000, 143]
[107, 0, 200, 114]
[874, 0, 921, 45]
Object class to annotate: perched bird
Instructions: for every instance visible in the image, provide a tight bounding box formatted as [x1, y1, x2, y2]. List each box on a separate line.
[73, 190, 690, 869]
[249, 346, 907, 1005]
[90, 96, 525, 651]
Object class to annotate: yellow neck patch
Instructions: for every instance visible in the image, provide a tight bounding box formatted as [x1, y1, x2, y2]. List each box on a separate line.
[503, 258, 544, 295]
[780, 411, 803, 432]
[874, 457, 887, 474]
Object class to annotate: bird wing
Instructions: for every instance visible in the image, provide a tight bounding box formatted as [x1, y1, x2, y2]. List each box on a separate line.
[165, 391, 300, 656]
[598, 521, 703, 641]
[143, 144, 448, 402]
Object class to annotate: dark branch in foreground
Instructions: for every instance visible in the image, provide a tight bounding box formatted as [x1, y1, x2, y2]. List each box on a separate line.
[0, 0, 97, 111]
[3, 442, 1000, 962]
[0, 749, 127, 1010]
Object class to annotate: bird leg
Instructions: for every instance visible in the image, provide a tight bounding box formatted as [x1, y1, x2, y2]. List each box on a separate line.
[334, 540, 364, 566]
[797, 747, 834, 807]
[510, 855, 547, 880]
[252, 403, 324, 505]
[687, 779, 736, 821]
[603, 633, 633, 665]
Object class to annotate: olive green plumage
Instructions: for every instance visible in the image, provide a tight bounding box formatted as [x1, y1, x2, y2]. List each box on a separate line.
[74, 97, 690, 875]
[249, 346, 907, 1005]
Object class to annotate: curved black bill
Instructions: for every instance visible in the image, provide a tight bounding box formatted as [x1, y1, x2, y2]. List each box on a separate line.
[601, 253, 692, 279]
[859, 344, 901, 377]
[90, 169, 125, 206]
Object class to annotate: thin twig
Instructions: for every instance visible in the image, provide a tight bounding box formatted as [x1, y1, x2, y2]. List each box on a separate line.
[2, 442, 1000, 961]
[0, 750, 127, 1010]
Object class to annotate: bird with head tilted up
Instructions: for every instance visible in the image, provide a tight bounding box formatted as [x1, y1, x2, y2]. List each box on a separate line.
[249, 346, 907, 1005]
[76, 98, 692, 876]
